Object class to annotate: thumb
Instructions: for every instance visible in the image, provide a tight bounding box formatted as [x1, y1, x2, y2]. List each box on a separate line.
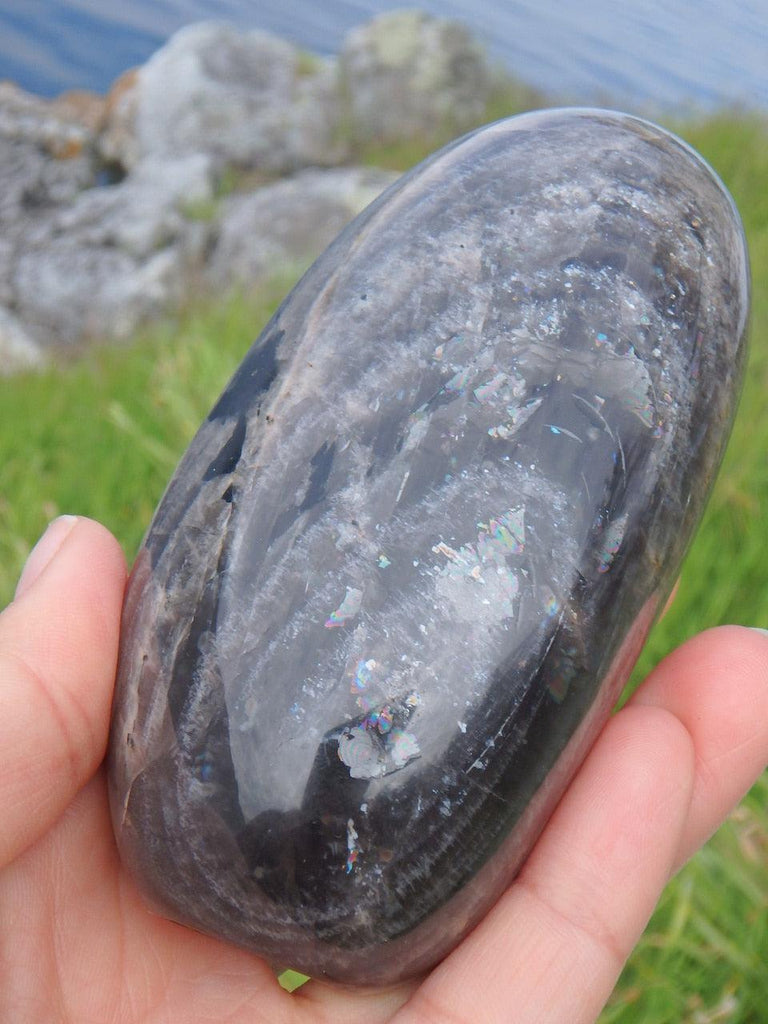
[0, 517, 126, 867]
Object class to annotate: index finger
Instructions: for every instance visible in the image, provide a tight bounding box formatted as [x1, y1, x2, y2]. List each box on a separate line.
[0, 517, 126, 868]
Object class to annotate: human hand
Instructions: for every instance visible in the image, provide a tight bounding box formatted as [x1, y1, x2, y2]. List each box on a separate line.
[2, 516, 767, 1023]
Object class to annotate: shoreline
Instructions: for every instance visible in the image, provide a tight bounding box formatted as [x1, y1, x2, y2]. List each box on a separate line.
[6, 2, 767, 115]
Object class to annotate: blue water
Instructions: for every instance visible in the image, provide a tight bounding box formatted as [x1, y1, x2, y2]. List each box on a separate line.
[1, 0, 767, 114]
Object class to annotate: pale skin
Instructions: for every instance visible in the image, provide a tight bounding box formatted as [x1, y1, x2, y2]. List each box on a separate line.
[2, 516, 768, 1024]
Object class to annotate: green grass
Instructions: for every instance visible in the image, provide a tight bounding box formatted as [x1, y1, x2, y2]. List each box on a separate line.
[603, 785, 768, 1021]
[1, 105, 767, 1020]
[0, 283, 296, 599]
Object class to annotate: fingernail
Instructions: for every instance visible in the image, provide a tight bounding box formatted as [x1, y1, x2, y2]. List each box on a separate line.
[15, 516, 79, 600]
[750, 628, 768, 638]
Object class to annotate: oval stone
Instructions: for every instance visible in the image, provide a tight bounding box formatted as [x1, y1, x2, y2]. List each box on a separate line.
[109, 108, 749, 985]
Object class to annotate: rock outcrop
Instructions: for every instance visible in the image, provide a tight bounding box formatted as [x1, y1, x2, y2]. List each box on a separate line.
[206, 167, 398, 290]
[0, 10, 501, 371]
[99, 24, 348, 174]
[340, 10, 491, 146]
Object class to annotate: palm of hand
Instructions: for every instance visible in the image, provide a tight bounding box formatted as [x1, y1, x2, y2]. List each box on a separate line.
[2, 517, 767, 1024]
[3, 774, 308, 1024]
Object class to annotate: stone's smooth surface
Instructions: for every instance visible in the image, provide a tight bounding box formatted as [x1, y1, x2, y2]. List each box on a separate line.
[109, 109, 749, 985]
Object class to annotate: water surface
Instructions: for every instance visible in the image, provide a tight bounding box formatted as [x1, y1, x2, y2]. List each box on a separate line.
[1, 0, 766, 113]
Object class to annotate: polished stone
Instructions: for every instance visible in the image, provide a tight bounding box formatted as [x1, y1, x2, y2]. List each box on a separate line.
[108, 108, 749, 985]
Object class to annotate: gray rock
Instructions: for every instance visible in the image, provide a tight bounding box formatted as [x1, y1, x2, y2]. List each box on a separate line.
[9, 154, 214, 346]
[0, 135, 95, 319]
[0, 81, 97, 158]
[0, 238, 15, 307]
[0, 138, 94, 226]
[49, 154, 214, 259]
[0, 87, 98, 313]
[2, 144, 392, 352]
[340, 10, 491, 145]
[98, 68, 141, 170]
[208, 167, 398, 289]
[0, 305, 46, 374]
[13, 237, 190, 346]
[110, 23, 348, 174]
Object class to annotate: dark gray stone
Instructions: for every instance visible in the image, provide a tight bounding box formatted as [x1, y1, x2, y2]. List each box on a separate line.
[109, 109, 749, 985]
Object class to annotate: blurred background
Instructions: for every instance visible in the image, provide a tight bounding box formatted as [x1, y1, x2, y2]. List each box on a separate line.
[0, 2, 767, 1022]
[2, 0, 768, 115]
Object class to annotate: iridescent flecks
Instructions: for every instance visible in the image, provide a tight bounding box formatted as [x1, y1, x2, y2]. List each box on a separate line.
[352, 658, 377, 694]
[325, 586, 363, 628]
[337, 712, 421, 780]
[487, 396, 543, 439]
[597, 514, 628, 573]
[109, 109, 749, 986]
[345, 818, 359, 874]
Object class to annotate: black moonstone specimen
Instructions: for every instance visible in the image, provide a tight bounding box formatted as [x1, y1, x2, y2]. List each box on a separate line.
[109, 108, 749, 985]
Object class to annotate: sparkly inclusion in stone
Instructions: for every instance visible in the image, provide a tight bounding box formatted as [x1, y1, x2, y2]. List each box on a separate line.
[109, 108, 749, 985]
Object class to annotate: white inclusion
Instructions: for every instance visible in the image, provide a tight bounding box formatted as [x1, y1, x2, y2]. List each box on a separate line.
[401, 413, 429, 452]
[345, 818, 359, 874]
[597, 513, 629, 573]
[473, 371, 508, 403]
[487, 396, 543, 439]
[395, 469, 410, 503]
[546, 423, 583, 443]
[338, 726, 385, 780]
[337, 725, 421, 779]
[390, 729, 420, 769]
[325, 586, 363, 627]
